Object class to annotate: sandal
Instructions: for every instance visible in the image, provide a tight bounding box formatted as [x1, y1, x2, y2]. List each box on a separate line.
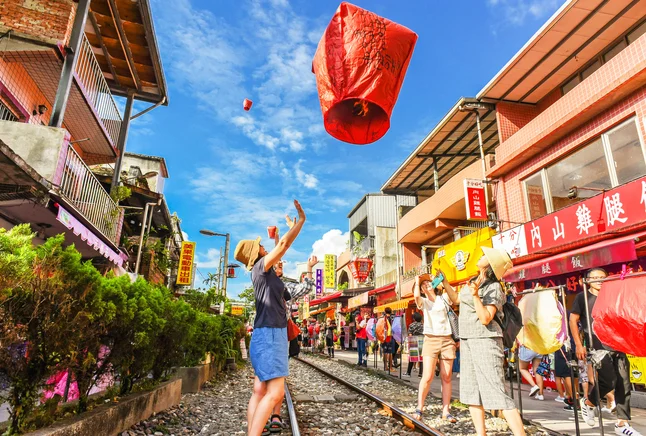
[262, 424, 271, 436]
[269, 414, 285, 433]
[411, 409, 423, 421]
[442, 413, 457, 423]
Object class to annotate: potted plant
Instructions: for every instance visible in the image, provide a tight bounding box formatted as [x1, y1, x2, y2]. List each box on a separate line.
[349, 232, 373, 284]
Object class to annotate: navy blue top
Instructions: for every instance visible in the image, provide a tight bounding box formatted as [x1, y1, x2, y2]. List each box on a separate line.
[252, 257, 287, 329]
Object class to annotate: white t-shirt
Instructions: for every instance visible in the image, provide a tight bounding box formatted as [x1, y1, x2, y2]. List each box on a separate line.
[420, 293, 452, 336]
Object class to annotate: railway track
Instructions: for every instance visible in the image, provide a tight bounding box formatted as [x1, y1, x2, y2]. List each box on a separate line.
[292, 356, 445, 436]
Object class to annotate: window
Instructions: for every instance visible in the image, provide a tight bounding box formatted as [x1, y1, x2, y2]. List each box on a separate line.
[546, 138, 611, 211]
[523, 118, 645, 217]
[0, 100, 18, 122]
[562, 76, 580, 95]
[604, 40, 627, 62]
[561, 19, 646, 96]
[627, 20, 646, 44]
[604, 119, 646, 185]
[581, 59, 601, 80]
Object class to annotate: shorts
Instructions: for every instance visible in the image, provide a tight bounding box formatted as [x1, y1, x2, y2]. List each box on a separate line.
[422, 335, 456, 360]
[554, 350, 570, 378]
[250, 327, 289, 382]
[382, 337, 395, 354]
[519, 345, 542, 363]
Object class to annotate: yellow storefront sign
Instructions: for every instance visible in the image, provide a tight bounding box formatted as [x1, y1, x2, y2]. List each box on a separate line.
[324, 254, 337, 290]
[231, 305, 244, 316]
[628, 355, 646, 385]
[432, 227, 495, 284]
[176, 241, 196, 286]
[303, 296, 310, 319]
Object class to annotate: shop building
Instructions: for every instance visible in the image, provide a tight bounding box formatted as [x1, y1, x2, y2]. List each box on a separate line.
[479, 1, 646, 395]
[0, 0, 167, 272]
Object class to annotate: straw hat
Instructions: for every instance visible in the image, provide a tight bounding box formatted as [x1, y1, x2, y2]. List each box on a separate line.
[411, 273, 432, 293]
[234, 237, 262, 270]
[481, 246, 513, 280]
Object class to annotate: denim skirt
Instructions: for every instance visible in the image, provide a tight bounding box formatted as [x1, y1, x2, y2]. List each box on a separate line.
[250, 327, 289, 382]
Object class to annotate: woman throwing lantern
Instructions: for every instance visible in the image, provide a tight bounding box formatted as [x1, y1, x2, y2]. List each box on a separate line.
[234, 200, 306, 436]
[438, 247, 525, 436]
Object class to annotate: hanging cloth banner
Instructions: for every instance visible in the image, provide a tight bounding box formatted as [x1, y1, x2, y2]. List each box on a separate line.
[593, 275, 646, 357]
[312, 2, 418, 145]
[517, 289, 564, 355]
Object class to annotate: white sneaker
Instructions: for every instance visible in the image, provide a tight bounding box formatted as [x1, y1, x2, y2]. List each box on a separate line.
[555, 396, 565, 403]
[615, 423, 643, 436]
[580, 398, 596, 427]
[529, 385, 540, 397]
[535, 394, 544, 401]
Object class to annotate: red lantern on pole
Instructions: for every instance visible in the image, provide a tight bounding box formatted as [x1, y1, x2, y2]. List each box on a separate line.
[243, 99, 253, 111]
[312, 2, 417, 145]
[349, 258, 373, 282]
[227, 266, 236, 279]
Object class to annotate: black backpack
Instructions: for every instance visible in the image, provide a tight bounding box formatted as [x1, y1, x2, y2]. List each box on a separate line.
[495, 302, 523, 349]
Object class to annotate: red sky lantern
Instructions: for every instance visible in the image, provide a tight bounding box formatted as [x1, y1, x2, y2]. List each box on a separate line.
[349, 258, 373, 282]
[227, 266, 237, 278]
[243, 99, 253, 111]
[312, 2, 418, 145]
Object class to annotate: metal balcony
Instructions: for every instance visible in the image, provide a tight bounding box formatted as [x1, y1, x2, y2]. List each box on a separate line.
[75, 34, 122, 147]
[58, 145, 121, 243]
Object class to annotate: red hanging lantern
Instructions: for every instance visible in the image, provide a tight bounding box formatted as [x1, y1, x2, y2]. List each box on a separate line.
[227, 266, 237, 278]
[312, 2, 417, 145]
[243, 98, 253, 111]
[349, 258, 373, 282]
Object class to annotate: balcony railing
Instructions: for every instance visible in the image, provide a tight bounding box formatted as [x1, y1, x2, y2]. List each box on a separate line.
[351, 235, 375, 257]
[75, 34, 122, 146]
[375, 269, 397, 288]
[59, 146, 121, 243]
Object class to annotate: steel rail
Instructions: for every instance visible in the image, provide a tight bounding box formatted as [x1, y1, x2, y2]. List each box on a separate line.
[284, 381, 300, 436]
[294, 357, 445, 436]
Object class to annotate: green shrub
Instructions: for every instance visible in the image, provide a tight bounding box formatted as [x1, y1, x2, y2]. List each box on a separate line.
[0, 225, 244, 434]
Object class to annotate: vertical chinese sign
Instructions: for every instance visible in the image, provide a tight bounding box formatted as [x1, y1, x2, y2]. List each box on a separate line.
[464, 179, 487, 220]
[324, 254, 337, 291]
[315, 269, 323, 298]
[176, 242, 196, 286]
[303, 295, 310, 320]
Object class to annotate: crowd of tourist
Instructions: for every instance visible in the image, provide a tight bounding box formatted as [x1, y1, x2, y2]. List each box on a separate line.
[235, 200, 642, 436]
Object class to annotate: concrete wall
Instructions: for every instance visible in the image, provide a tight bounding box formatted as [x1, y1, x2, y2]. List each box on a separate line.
[176, 363, 217, 394]
[27, 379, 181, 436]
[0, 121, 66, 183]
[374, 226, 397, 280]
[121, 155, 166, 194]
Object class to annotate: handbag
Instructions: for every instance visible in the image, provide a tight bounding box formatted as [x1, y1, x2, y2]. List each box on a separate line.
[441, 295, 460, 342]
[287, 318, 300, 341]
[535, 356, 551, 377]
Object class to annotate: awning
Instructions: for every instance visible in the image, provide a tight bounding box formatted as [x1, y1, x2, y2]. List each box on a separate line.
[504, 232, 644, 282]
[309, 305, 335, 316]
[369, 282, 396, 296]
[348, 291, 370, 309]
[56, 205, 126, 267]
[374, 298, 414, 313]
[309, 292, 343, 307]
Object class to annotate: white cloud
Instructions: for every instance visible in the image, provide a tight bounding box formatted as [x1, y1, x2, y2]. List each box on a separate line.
[294, 160, 319, 189]
[487, 0, 562, 26]
[196, 247, 222, 269]
[329, 197, 350, 208]
[181, 231, 189, 241]
[154, 0, 324, 154]
[311, 229, 349, 259]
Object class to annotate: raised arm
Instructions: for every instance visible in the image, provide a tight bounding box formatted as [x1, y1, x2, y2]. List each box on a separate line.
[471, 274, 497, 326]
[263, 200, 306, 272]
[413, 275, 424, 309]
[439, 269, 460, 305]
[289, 256, 318, 300]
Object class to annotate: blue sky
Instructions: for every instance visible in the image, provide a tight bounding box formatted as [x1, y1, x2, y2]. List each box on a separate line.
[125, 0, 564, 298]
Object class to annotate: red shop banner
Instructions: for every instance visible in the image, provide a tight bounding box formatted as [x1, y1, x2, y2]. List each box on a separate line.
[464, 178, 487, 220]
[523, 176, 646, 255]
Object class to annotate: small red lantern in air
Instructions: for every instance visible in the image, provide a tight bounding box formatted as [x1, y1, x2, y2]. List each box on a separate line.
[227, 266, 236, 279]
[243, 99, 253, 111]
[312, 2, 418, 145]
